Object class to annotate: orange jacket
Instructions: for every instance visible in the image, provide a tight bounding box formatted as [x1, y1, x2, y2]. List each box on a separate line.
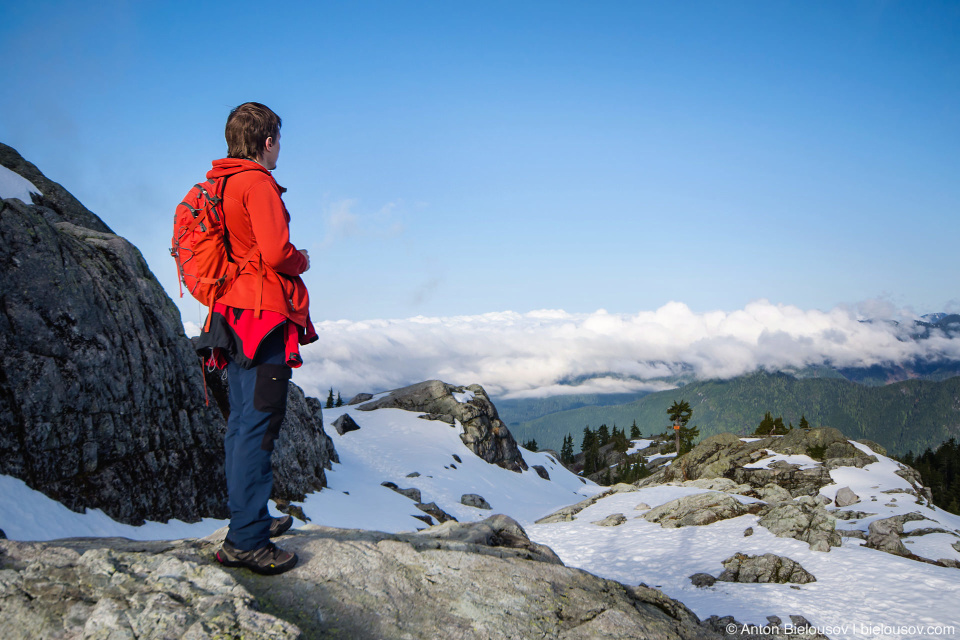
[205, 159, 312, 328]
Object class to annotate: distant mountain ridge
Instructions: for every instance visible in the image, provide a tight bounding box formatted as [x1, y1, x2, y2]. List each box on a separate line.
[509, 371, 960, 457]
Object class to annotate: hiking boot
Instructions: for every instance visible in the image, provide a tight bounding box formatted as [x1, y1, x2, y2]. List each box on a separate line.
[269, 515, 294, 537]
[216, 541, 298, 575]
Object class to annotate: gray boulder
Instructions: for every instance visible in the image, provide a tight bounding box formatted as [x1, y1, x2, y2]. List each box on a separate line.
[332, 413, 361, 435]
[347, 392, 374, 405]
[689, 573, 716, 588]
[865, 512, 928, 557]
[593, 513, 628, 527]
[416, 502, 458, 524]
[461, 493, 492, 510]
[758, 483, 793, 504]
[643, 492, 761, 529]
[356, 380, 527, 472]
[718, 553, 816, 584]
[0, 143, 229, 525]
[382, 482, 422, 503]
[416, 515, 561, 564]
[758, 496, 841, 551]
[835, 486, 860, 507]
[532, 464, 551, 480]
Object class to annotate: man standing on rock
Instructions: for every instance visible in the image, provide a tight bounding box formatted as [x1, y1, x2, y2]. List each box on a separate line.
[196, 102, 316, 575]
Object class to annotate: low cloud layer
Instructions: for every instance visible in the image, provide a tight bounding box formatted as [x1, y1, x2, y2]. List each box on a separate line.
[282, 300, 960, 400]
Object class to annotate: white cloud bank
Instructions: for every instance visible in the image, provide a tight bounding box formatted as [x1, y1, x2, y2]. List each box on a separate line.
[291, 300, 960, 400]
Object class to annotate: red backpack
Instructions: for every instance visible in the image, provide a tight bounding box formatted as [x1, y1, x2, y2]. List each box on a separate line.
[171, 175, 258, 328]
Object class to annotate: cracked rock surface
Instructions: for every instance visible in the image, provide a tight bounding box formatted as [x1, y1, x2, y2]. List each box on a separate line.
[0, 516, 737, 640]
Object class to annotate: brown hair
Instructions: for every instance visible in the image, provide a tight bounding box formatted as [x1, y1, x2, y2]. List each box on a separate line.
[225, 102, 282, 160]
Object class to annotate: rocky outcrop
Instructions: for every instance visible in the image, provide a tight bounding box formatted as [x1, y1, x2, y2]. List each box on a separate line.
[895, 464, 935, 505]
[382, 482, 422, 502]
[865, 512, 929, 557]
[347, 392, 373, 405]
[718, 553, 816, 584]
[0, 538, 299, 639]
[415, 502, 457, 525]
[461, 493, 492, 509]
[757, 496, 841, 551]
[731, 464, 834, 498]
[332, 412, 361, 435]
[593, 513, 628, 527]
[655, 429, 873, 498]
[0, 518, 736, 639]
[356, 380, 527, 472]
[0, 143, 228, 524]
[643, 492, 761, 529]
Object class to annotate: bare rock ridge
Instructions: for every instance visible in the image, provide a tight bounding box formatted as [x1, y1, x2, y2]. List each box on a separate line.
[0, 515, 748, 640]
[355, 380, 528, 472]
[0, 143, 334, 524]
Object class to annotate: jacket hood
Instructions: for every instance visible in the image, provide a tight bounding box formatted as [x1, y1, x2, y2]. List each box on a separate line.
[206, 158, 271, 180]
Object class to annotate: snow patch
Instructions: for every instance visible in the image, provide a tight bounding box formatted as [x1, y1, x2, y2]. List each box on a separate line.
[744, 450, 821, 470]
[452, 389, 475, 403]
[0, 165, 42, 203]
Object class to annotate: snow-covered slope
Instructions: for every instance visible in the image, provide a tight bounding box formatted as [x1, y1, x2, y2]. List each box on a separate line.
[529, 438, 960, 640]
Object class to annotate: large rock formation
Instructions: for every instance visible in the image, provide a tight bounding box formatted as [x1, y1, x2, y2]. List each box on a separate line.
[717, 553, 816, 584]
[0, 517, 742, 639]
[0, 143, 227, 524]
[356, 380, 528, 472]
[757, 496, 842, 552]
[0, 143, 334, 524]
[643, 491, 762, 529]
[646, 428, 874, 498]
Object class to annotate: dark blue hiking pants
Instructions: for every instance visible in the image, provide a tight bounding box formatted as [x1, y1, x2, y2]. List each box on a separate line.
[223, 330, 291, 551]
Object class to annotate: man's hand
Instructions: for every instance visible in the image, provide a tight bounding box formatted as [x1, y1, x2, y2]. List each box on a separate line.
[299, 249, 310, 272]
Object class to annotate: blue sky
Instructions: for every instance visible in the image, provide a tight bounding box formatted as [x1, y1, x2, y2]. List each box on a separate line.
[2, 1, 958, 328]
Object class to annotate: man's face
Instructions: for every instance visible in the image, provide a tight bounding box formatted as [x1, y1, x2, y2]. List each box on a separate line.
[261, 132, 281, 170]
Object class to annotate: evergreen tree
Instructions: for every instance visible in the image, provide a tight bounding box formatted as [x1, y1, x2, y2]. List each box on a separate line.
[667, 400, 692, 427]
[612, 426, 630, 453]
[583, 440, 602, 475]
[667, 400, 693, 454]
[630, 420, 641, 440]
[560, 434, 575, 464]
[335, 392, 343, 407]
[522, 438, 539, 452]
[326, 388, 335, 409]
[799, 414, 810, 429]
[597, 424, 610, 446]
[754, 412, 775, 435]
[898, 438, 960, 515]
[581, 426, 596, 453]
[676, 424, 700, 455]
[772, 416, 786, 435]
